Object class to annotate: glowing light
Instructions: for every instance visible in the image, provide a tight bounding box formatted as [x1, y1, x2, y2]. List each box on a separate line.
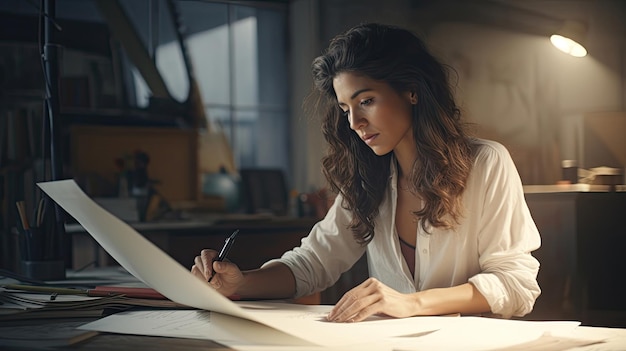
[550, 34, 587, 57]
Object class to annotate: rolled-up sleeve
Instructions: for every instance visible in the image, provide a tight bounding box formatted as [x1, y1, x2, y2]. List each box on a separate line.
[467, 142, 541, 318]
[263, 195, 366, 298]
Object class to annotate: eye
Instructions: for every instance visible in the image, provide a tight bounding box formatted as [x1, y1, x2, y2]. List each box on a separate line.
[340, 108, 349, 117]
[360, 98, 373, 106]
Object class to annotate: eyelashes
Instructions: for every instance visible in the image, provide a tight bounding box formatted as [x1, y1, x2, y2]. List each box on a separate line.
[339, 98, 374, 118]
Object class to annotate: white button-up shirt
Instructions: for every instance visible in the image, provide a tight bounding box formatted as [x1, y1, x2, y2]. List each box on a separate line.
[267, 139, 541, 318]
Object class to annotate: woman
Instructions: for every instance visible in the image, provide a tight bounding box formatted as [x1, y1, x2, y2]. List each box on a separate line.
[191, 23, 541, 323]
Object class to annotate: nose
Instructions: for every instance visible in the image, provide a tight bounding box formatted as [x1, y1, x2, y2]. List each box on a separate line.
[348, 111, 366, 131]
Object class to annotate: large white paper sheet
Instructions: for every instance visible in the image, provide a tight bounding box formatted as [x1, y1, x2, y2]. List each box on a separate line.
[79, 309, 312, 346]
[391, 317, 585, 351]
[80, 309, 399, 350]
[39, 180, 442, 346]
[78, 304, 450, 349]
[38, 180, 254, 320]
[80, 306, 605, 351]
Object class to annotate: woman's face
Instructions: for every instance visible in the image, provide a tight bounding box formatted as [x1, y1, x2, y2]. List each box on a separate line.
[333, 72, 415, 156]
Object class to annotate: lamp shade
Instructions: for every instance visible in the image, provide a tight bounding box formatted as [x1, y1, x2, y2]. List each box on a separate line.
[550, 20, 587, 57]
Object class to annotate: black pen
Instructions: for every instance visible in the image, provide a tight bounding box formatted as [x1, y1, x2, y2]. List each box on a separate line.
[208, 229, 239, 282]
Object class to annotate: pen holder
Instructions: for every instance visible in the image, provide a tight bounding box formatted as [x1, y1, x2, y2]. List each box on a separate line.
[20, 259, 65, 281]
[19, 226, 66, 281]
[19, 227, 45, 261]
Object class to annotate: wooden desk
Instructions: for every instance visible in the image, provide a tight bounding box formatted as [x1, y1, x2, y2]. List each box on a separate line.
[2, 267, 626, 350]
[0, 318, 231, 350]
[2, 304, 626, 350]
[523, 185, 626, 327]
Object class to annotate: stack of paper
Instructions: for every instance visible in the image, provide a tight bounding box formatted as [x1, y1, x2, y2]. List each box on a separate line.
[0, 288, 187, 321]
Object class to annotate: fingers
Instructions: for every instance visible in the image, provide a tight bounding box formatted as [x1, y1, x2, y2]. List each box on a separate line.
[327, 278, 385, 323]
[190, 249, 218, 281]
[190, 249, 243, 298]
[329, 292, 378, 322]
[208, 261, 228, 289]
[190, 264, 203, 279]
[201, 249, 218, 276]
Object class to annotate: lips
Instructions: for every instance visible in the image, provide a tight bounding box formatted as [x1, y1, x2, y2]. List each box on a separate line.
[361, 133, 378, 144]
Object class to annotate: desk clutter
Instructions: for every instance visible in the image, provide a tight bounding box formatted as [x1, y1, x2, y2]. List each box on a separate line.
[0, 284, 185, 322]
[560, 160, 624, 188]
[0, 267, 196, 349]
[15, 199, 65, 281]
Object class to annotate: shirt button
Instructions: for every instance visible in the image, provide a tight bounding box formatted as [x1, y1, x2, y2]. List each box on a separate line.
[422, 249, 428, 254]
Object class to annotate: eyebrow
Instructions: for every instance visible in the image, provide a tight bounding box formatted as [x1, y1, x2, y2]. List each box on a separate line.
[350, 88, 373, 100]
[338, 88, 374, 105]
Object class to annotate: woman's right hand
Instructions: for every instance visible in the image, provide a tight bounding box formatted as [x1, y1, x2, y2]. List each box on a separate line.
[191, 249, 244, 297]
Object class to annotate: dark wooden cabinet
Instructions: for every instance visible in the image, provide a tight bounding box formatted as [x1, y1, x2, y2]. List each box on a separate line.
[523, 186, 626, 327]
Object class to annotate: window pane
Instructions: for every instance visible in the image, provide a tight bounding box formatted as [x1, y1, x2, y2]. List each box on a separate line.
[178, 1, 289, 177]
[155, 38, 189, 102]
[121, 0, 189, 104]
[233, 109, 258, 168]
[254, 109, 288, 171]
[232, 6, 258, 108]
[131, 66, 150, 108]
[257, 8, 287, 107]
[180, 2, 230, 106]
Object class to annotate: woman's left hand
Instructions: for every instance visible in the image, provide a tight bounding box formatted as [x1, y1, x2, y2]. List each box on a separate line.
[327, 277, 419, 322]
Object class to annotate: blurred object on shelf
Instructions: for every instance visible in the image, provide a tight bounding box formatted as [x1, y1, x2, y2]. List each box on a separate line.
[578, 166, 623, 190]
[561, 159, 578, 184]
[202, 168, 240, 213]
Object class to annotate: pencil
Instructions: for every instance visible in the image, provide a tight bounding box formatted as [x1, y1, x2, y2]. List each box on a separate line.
[36, 198, 45, 227]
[2, 284, 86, 295]
[16, 201, 30, 230]
[2, 284, 167, 299]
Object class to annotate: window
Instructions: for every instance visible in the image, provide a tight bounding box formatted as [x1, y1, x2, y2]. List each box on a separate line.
[122, 0, 290, 174]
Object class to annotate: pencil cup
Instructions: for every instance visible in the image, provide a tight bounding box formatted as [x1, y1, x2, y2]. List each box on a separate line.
[23, 227, 45, 261]
[561, 160, 578, 184]
[20, 260, 65, 281]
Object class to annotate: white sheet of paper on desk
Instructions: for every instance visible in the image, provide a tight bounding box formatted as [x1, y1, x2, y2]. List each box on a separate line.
[80, 308, 408, 350]
[391, 317, 588, 351]
[38, 180, 442, 347]
[78, 305, 451, 349]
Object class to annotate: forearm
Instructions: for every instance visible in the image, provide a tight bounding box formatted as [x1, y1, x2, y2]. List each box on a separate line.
[236, 262, 296, 300]
[414, 283, 491, 316]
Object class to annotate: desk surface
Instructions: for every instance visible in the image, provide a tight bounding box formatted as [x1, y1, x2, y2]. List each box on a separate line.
[2, 268, 626, 351]
[2, 317, 626, 351]
[0, 267, 231, 350]
[1, 319, 230, 350]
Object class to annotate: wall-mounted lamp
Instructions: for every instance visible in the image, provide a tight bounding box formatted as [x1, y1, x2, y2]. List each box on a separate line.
[550, 20, 588, 57]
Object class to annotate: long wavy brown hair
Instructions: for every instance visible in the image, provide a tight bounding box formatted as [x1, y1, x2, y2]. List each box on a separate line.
[308, 23, 474, 245]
